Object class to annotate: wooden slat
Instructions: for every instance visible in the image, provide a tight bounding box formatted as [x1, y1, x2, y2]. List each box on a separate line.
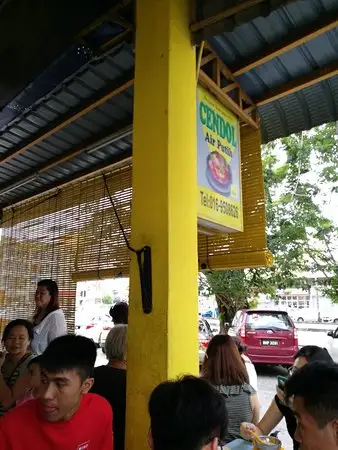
[201, 53, 216, 66]
[233, 15, 338, 76]
[206, 43, 254, 106]
[256, 62, 338, 107]
[222, 83, 237, 93]
[191, 0, 267, 32]
[199, 70, 258, 129]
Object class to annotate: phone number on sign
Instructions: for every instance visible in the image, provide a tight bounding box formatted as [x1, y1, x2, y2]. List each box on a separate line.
[200, 191, 239, 218]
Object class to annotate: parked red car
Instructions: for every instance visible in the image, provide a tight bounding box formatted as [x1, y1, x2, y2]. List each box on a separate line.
[228, 309, 298, 366]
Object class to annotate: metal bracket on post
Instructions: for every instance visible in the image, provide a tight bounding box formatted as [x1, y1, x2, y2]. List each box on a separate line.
[136, 246, 152, 314]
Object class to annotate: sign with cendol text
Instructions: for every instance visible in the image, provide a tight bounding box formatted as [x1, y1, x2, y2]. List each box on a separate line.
[197, 86, 243, 233]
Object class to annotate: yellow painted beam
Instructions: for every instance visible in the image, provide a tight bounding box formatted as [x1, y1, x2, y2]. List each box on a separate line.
[126, 0, 198, 448]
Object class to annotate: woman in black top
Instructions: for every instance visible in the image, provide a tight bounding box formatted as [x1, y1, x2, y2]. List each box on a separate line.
[240, 345, 333, 449]
[90, 324, 127, 450]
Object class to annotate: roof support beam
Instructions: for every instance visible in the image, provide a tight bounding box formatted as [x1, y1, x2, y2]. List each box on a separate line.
[198, 43, 258, 129]
[199, 70, 258, 129]
[0, 120, 133, 198]
[254, 62, 338, 107]
[205, 43, 255, 107]
[0, 153, 132, 211]
[191, 0, 267, 32]
[233, 15, 338, 76]
[0, 72, 134, 166]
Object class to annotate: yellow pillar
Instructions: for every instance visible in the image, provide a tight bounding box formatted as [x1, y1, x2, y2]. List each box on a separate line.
[126, 0, 198, 448]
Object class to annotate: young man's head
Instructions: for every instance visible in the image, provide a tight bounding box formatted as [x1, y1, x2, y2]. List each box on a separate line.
[285, 362, 338, 450]
[39, 335, 97, 422]
[109, 302, 128, 325]
[291, 345, 333, 375]
[148, 375, 227, 450]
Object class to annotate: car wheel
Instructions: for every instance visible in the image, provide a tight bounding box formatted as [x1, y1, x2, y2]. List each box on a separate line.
[297, 317, 304, 323]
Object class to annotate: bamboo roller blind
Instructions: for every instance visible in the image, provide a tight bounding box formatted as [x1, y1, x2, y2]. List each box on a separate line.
[0, 127, 270, 335]
[0, 166, 132, 335]
[198, 126, 272, 270]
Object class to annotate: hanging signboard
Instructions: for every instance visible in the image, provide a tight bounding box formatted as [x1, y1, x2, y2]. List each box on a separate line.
[197, 85, 243, 233]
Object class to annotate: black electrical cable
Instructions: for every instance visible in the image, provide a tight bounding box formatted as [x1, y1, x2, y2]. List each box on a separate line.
[103, 174, 152, 313]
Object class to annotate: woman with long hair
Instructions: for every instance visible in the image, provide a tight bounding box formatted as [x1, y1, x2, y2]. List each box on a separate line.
[31, 279, 67, 354]
[202, 334, 260, 444]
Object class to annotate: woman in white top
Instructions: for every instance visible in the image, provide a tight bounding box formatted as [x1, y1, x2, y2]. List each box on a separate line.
[31, 279, 67, 354]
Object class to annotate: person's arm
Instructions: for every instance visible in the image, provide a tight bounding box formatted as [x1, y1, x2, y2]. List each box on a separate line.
[245, 360, 258, 392]
[47, 311, 67, 344]
[258, 397, 284, 434]
[241, 397, 283, 440]
[250, 393, 260, 424]
[0, 371, 31, 408]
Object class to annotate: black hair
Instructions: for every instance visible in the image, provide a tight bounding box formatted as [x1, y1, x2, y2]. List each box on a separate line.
[285, 362, 338, 428]
[232, 336, 247, 354]
[109, 302, 128, 325]
[294, 345, 333, 364]
[149, 375, 227, 450]
[33, 279, 59, 323]
[2, 319, 34, 342]
[28, 355, 42, 368]
[40, 335, 96, 381]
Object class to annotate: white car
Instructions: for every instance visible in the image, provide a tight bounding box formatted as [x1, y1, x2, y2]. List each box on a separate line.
[326, 328, 338, 362]
[289, 309, 318, 323]
[322, 315, 338, 324]
[76, 314, 112, 347]
[205, 318, 220, 334]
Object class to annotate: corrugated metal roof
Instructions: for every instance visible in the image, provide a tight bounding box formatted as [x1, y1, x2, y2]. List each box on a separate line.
[1, 0, 338, 208]
[207, 0, 338, 142]
[0, 42, 134, 206]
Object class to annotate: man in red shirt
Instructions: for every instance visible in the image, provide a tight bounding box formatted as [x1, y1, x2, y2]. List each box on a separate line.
[0, 334, 113, 449]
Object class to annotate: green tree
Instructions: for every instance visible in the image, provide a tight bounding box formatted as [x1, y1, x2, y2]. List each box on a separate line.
[102, 294, 113, 305]
[202, 123, 338, 328]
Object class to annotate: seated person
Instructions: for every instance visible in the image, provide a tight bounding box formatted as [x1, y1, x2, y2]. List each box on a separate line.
[148, 375, 227, 450]
[16, 355, 41, 406]
[285, 362, 338, 450]
[91, 324, 127, 450]
[0, 319, 36, 415]
[0, 335, 113, 450]
[202, 335, 260, 444]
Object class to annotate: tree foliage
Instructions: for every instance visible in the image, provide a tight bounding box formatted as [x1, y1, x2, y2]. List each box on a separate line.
[102, 294, 113, 305]
[203, 123, 338, 325]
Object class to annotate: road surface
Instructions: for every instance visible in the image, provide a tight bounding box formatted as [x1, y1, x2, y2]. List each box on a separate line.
[95, 330, 330, 450]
